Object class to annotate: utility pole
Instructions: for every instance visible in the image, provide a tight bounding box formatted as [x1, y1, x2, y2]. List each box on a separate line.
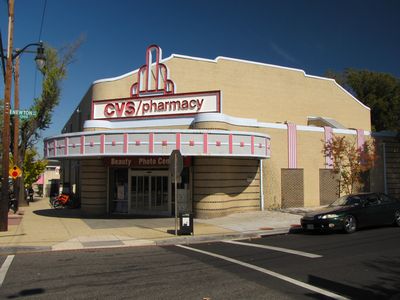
[13, 56, 19, 167]
[1, 0, 15, 232]
[13, 55, 24, 211]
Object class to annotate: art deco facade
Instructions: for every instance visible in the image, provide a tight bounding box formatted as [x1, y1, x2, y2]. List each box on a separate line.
[44, 45, 378, 218]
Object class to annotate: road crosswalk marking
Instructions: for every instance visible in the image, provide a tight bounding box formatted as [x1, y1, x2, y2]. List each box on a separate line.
[177, 245, 348, 300]
[223, 240, 322, 258]
[0, 255, 15, 287]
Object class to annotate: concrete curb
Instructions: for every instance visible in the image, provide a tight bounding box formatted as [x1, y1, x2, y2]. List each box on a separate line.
[150, 228, 292, 246]
[0, 228, 296, 254]
[155, 226, 303, 246]
[0, 246, 52, 255]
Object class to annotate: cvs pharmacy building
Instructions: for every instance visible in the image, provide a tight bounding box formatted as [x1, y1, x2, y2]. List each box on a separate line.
[44, 45, 373, 218]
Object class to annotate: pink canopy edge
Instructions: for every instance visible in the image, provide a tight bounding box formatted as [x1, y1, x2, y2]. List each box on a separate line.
[35, 175, 44, 184]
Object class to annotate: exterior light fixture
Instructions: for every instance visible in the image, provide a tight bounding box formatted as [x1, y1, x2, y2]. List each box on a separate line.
[34, 42, 46, 71]
[1, 41, 47, 80]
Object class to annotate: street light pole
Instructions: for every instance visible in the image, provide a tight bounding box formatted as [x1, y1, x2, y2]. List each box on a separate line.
[1, 0, 14, 232]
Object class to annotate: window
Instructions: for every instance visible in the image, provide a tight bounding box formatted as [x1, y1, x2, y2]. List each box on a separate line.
[347, 196, 362, 206]
[366, 194, 381, 206]
[380, 194, 393, 204]
[111, 169, 128, 213]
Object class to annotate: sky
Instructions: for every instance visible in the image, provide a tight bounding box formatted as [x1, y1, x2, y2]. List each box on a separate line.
[1, 0, 399, 156]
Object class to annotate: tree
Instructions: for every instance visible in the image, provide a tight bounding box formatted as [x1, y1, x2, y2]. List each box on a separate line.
[21, 149, 47, 188]
[10, 41, 80, 207]
[323, 135, 377, 195]
[19, 41, 81, 151]
[326, 69, 400, 132]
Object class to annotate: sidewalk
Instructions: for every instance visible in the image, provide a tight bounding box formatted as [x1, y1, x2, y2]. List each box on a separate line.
[0, 197, 306, 254]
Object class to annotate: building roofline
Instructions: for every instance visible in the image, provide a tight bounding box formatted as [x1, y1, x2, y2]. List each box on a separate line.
[92, 52, 370, 111]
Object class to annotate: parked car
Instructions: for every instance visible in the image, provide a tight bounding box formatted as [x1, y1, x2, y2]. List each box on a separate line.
[301, 192, 400, 233]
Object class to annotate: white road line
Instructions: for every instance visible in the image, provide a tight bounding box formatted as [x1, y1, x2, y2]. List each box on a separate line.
[223, 240, 322, 258]
[0, 255, 15, 287]
[177, 245, 348, 300]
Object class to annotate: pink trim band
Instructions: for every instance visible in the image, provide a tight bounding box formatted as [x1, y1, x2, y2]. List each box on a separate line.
[149, 133, 154, 153]
[100, 134, 105, 154]
[229, 134, 233, 154]
[176, 133, 181, 150]
[324, 126, 333, 169]
[203, 133, 208, 154]
[287, 123, 297, 168]
[80, 136, 85, 155]
[124, 133, 128, 153]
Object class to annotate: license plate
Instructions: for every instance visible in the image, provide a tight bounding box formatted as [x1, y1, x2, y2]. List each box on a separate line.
[307, 224, 314, 230]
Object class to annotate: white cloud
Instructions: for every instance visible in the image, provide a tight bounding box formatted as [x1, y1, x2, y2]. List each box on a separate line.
[269, 42, 298, 64]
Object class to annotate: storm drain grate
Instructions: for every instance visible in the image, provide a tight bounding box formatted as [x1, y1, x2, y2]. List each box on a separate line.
[81, 240, 124, 247]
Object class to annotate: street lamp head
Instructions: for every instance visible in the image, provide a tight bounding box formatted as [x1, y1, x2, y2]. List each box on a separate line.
[35, 42, 46, 71]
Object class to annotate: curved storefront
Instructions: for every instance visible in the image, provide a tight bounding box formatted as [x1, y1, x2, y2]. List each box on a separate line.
[44, 128, 270, 217]
[44, 129, 269, 160]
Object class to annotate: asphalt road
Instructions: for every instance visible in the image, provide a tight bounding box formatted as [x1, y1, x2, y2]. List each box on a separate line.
[0, 226, 399, 299]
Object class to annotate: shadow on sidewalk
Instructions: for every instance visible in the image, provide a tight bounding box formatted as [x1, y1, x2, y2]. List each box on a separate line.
[33, 208, 169, 220]
[33, 208, 87, 219]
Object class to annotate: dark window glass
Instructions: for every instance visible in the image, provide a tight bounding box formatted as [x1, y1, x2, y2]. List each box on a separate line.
[380, 194, 393, 203]
[366, 194, 380, 206]
[347, 196, 362, 205]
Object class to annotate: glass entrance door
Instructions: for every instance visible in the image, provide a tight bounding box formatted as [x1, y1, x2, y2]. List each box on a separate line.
[129, 170, 170, 215]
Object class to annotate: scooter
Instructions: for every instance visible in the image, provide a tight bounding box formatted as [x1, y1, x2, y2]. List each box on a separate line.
[8, 191, 17, 213]
[50, 192, 80, 209]
[28, 188, 34, 202]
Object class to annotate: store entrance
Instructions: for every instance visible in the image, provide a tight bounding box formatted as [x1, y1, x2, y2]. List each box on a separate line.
[129, 170, 171, 216]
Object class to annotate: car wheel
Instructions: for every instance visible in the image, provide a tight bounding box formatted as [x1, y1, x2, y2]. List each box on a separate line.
[343, 215, 357, 234]
[395, 210, 400, 227]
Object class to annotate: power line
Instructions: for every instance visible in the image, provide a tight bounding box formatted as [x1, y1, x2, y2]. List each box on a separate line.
[34, 0, 47, 99]
[38, 0, 47, 41]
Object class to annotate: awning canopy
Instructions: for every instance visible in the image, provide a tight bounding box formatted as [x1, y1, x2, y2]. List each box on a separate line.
[44, 129, 270, 159]
[35, 175, 44, 184]
[307, 116, 346, 129]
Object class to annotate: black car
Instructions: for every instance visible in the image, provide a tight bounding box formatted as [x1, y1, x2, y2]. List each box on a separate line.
[301, 192, 400, 233]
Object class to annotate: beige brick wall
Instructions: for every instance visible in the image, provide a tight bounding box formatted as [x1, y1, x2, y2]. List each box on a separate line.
[193, 157, 260, 218]
[80, 159, 107, 215]
[262, 127, 366, 208]
[86, 55, 370, 132]
[166, 57, 370, 130]
[63, 87, 93, 133]
[297, 130, 326, 206]
[263, 128, 285, 208]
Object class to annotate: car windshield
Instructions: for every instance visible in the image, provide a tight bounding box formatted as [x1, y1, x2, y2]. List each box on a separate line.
[329, 195, 362, 207]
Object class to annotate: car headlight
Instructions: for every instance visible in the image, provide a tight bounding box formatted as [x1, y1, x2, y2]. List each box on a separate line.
[318, 214, 339, 219]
